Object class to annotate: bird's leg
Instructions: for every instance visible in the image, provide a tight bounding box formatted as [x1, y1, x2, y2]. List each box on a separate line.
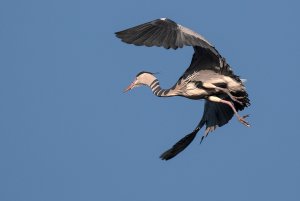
[208, 96, 250, 127]
[218, 89, 243, 105]
[202, 83, 243, 105]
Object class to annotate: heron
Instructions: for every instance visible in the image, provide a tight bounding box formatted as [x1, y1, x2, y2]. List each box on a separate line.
[115, 18, 250, 160]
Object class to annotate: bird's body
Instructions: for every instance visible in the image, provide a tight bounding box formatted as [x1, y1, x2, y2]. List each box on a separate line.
[116, 18, 250, 160]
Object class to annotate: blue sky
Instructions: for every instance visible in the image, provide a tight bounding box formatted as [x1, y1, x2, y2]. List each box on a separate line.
[0, 0, 299, 200]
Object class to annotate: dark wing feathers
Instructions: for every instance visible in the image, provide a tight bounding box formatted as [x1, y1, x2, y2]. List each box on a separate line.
[115, 18, 227, 77]
[115, 18, 219, 55]
[116, 18, 244, 86]
[203, 97, 234, 128]
[160, 97, 235, 160]
[160, 128, 199, 160]
[190, 46, 221, 71]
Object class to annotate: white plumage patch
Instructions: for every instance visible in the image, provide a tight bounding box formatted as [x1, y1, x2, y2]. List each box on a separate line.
[185, 83, 207, 96]
[222, 76, 242, 91]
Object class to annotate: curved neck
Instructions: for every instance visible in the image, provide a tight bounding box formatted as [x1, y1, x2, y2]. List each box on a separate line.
[143, 74, 176, 97]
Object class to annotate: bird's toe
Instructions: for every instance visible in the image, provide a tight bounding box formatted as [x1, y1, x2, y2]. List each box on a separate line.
[238, 116, 250, 127]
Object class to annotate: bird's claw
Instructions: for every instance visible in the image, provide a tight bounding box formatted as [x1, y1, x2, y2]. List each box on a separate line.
[242, 114, 250, 118]
[238, 114, 250, 127]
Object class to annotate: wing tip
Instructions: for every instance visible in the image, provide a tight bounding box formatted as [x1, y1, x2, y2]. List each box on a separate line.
[160, 150, 174, 160]
[115, 18, 213, 51]
[159, 129, 199, 160]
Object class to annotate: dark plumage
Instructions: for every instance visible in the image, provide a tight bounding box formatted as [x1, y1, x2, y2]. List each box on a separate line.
[116, 18, 250, 160]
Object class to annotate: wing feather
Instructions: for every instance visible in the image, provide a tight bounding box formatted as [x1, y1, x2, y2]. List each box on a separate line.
[160, 97, 235, 160]
[116, 18, 224, 74]
[116, 18, 241, 84]
[115, 18, 218, 54]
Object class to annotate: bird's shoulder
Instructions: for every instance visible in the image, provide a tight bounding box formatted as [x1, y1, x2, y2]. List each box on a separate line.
[179, 57, 243, 85]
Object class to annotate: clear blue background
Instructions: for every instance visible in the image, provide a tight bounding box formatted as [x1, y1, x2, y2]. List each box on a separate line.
[1, 0, 299, 200]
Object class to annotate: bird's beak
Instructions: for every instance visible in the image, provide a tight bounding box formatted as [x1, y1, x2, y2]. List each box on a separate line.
[124, 79, 137, 93]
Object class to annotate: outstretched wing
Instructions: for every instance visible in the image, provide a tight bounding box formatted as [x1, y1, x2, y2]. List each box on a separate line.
[115, 18, 220, 56]
[115, 18, 227, 77]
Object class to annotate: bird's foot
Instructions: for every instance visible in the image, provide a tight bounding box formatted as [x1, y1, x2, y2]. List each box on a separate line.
[238, 114, 250, 127]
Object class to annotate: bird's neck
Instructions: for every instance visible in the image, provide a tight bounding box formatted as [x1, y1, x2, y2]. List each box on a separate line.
[144, 75, 177, 97]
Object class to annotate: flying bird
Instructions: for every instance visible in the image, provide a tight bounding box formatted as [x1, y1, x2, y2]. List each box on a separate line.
[115, 18, 250, 160]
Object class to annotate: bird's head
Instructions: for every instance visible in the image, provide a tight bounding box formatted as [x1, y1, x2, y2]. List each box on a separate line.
[124, 71, 156, 92]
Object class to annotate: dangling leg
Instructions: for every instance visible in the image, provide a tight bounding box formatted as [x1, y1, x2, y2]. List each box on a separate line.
[216, 88, 244, 105]
[208, 96, 250, 127]
[202, 83, 244, 105]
